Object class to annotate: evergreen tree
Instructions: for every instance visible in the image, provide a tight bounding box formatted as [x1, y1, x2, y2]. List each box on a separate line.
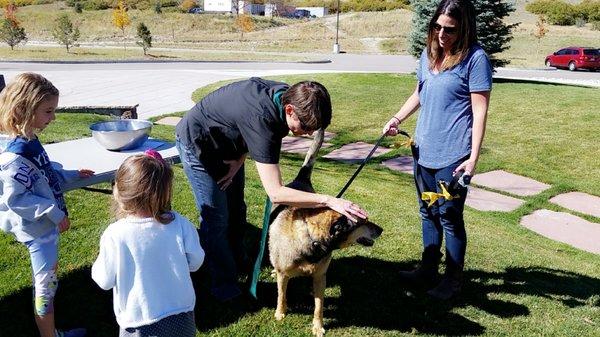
[52, 13, 80, 53]
[74, 1, 83, 13]
[473, 0, 518, 68]
[408, 0, 439, 59]
[154, 1, 162, 14]
[408, 0, 517, 70]
[136, 22, 152, 55]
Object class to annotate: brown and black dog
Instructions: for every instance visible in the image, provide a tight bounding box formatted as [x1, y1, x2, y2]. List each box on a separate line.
[268, 129, 383, 337]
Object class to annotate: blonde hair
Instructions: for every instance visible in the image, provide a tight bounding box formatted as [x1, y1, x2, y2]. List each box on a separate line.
[113, 154, 174, 224]
[0, 72, 59, 138]
[426, 0, 477, 72]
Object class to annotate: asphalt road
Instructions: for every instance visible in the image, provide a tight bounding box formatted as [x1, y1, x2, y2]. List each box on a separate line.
[0, 54, 598, 119]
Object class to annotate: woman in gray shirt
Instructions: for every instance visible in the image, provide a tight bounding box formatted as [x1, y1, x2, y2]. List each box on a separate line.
[382, 0, 492, 300]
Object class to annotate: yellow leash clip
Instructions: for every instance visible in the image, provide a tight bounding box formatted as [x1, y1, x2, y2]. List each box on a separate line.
[421, 181, 460, 207]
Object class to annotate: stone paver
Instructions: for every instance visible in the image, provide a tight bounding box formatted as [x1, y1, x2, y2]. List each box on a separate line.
[155, 116, 182, 126]
[520, 209, 600, 254]
[323, 142, 391, 164]
[381, 156, 414, 175]
[549, 192, 600, 218]
[465, 186, 526, 212]
[471, 170, 551, 196]
[281, 136, 332, 154]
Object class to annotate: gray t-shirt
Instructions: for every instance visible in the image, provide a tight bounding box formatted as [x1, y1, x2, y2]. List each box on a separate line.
[415, 45, 492, 169]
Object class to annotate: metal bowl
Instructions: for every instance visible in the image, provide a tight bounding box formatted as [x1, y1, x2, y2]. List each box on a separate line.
[90, 119, 152, 151]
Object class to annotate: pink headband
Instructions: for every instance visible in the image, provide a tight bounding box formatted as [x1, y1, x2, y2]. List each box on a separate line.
[144, 149, 166, 164]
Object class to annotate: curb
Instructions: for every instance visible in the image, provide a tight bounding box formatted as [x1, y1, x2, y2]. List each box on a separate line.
[0, 59, 332, 65]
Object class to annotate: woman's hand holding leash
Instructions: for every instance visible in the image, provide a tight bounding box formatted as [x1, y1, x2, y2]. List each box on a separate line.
[383, 116, 402, 136]
[218, 153, 247, 190]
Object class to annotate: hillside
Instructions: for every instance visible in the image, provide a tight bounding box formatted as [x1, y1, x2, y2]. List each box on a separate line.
[3, 1, 600, 67]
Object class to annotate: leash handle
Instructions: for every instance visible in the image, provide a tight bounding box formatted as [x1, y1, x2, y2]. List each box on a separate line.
[336, 133, 387, 198]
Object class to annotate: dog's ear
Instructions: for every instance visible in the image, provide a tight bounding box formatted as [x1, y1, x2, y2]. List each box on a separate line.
[330, 215, 352, 236]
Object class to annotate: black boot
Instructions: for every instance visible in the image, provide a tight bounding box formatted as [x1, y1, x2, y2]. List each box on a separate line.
[399, 249, 441, 285]
[427, 263, 463, 300]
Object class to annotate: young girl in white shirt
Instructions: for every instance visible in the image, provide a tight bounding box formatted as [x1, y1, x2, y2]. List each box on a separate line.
[92, 150, 204, 337]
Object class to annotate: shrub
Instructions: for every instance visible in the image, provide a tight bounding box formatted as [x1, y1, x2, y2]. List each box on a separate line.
[577, 0, 600, 21]
[526, 0, 557, 15]
[294, 0, 408, 12]
[0, 18, 27, 50]
[136, 22, 152, 55]
[83, 0, 112, 10]
[340, 0, 409, 12]
[547, 2, 577, 25]
[52, 13, 80, 52]
[179, 0, 196, 12]
[575, 17, 586, 27]
[592, 20, 600, 30]
[525, 0, 579, 26]
[235, 14, 255, 40]
[0, 4, 27, 50]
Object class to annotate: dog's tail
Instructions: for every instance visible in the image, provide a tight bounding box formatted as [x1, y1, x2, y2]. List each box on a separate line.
[286, 128, 324, 193]
[302, 128, 324, 169]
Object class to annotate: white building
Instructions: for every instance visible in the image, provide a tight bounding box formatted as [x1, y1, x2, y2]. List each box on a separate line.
[204, 0, 264, 14]
[204, 0, 235, 12]
[265, 1, 295, 17]
[296, 7, 328, 17]
[239, 2, 265, 15]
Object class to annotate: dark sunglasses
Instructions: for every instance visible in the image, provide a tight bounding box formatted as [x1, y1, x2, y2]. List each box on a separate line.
[433, 23, 457, 35]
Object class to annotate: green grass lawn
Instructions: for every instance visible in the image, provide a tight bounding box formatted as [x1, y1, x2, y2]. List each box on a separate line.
[1, 73, 599, 336]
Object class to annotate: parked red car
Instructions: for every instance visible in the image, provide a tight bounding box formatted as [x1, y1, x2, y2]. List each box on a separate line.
[545, 47, 600, 71]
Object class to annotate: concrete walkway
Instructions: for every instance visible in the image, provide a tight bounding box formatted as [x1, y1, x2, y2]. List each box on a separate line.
[2, 55, 598, 119]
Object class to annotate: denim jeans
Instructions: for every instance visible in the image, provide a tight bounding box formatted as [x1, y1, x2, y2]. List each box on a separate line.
[413, 156, 468, 270]
[176, 138, 247, 301]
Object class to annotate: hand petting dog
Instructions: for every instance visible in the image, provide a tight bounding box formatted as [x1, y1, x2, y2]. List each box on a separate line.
[324, 196, 368, 222]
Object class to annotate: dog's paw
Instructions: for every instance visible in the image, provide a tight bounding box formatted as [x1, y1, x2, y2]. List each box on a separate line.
[274, 310, 286, 321]
[312, 325, 325, 337]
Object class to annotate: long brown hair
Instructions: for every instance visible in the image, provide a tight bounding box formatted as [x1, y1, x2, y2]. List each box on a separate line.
[113, 154, 174, 224]
[426, 0, 477, 72]
[0, 72, 59, 138]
